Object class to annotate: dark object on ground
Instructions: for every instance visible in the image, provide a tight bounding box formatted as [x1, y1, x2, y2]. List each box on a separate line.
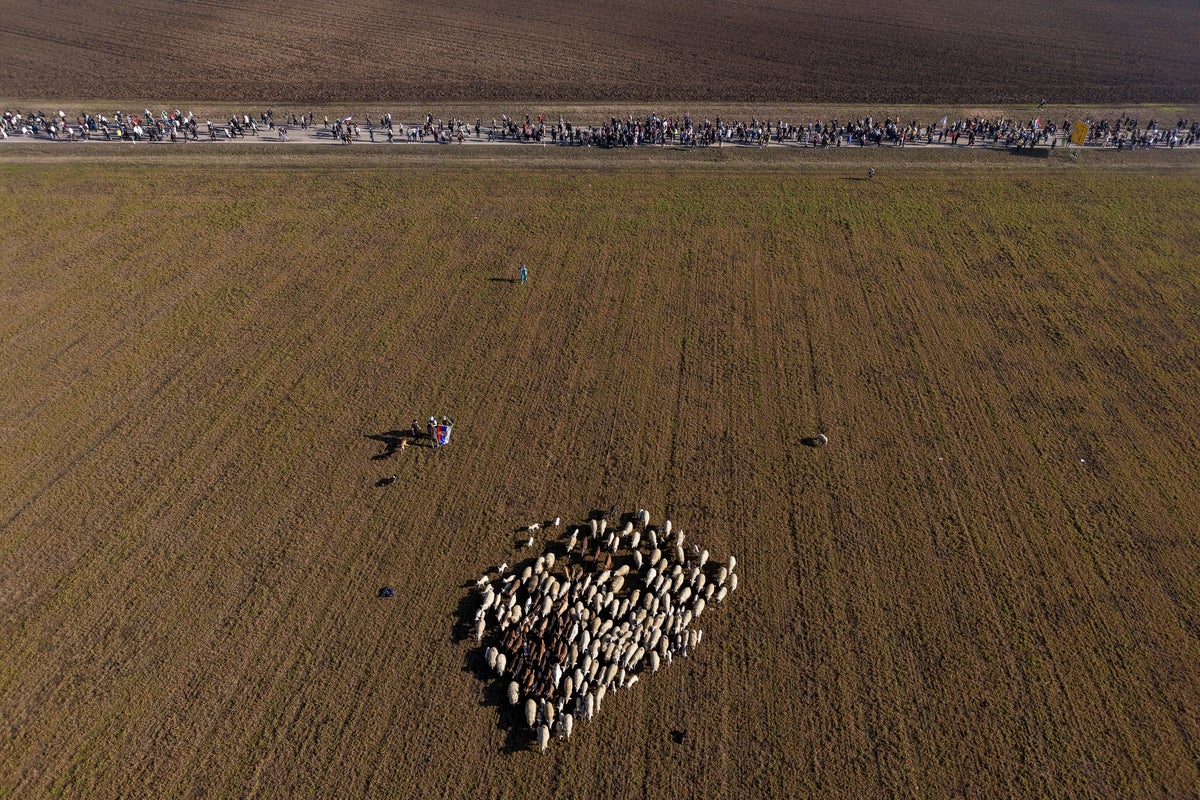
[801, 434, 829, 448]
[671, 729, 690, 744]
[377, 475, 398, 487]
[378, 586, 395, 598]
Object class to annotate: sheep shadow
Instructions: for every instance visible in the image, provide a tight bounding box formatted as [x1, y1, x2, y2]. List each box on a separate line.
[801, 436, 824, 447]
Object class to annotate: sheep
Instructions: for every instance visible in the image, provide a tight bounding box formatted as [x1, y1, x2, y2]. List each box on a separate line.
[632, 550, 643, 570]
[525, 536, 535, 549]
[526, 522, 541, 533]
[629, 530, 641, 550]
[485, 647, 498, 670]
[566, 531, 578, 553]
[496, 652, 507, 675]
[664, 519, 672, 537]
[624, 674, 639, 690]
[815, 433, 828, 446]
[698, 549, 709, 568]
[508, 681, 520, 706]
[475, 574, 489, 587]
[538, 724, 550, 753]
[525, 698, 538, 728]
[498, 562, 509, 575]
[728, 555, 737, 572]
[729, 573, 738, 592]
[562, 712, 574, 740]
[475, 618, 486, 642]
[554, 516, 562, 527]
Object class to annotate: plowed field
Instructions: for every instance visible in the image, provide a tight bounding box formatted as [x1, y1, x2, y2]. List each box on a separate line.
[2, 156, 1199, 798]
[1, 0, 1197, 103]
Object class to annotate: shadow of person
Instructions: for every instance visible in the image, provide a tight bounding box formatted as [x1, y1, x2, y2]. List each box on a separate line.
[366, 430, 407, 460]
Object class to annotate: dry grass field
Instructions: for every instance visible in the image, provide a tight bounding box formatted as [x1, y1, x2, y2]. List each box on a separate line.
[2, 0, 1197, 103]
[2, 154, 1199, 798]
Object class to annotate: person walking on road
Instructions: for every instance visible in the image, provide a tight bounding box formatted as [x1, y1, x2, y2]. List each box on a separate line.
[519, 265, 528, 284]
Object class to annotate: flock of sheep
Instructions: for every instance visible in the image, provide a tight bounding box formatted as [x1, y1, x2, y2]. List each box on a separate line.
[470, 508, 738, 752]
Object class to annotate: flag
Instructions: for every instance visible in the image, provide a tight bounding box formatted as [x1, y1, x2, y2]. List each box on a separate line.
[435, 423, 452, 447]
[939, 115, 948, 128]
[1033, 116, 1041, 130]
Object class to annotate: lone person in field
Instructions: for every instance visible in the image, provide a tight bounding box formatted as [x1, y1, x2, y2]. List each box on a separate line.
[868, 167, 875, 180]
[519, 265, 528, 284]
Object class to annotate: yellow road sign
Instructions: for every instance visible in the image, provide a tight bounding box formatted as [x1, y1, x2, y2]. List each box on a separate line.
[1071, 121, 1089, 146]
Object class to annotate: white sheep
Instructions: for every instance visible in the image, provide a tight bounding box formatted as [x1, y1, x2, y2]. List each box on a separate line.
[664, 519, 672, 537]
[485, 647, 498, 670]
[508, 681, 520, 706]
[729, 573, 738, 592]
[474, 618, 485, 642]
[525, 536, 535, 549]
[816, 433, 828, 446]
[525, 698, 538, 728]
[538, 724, 550, 753]
[497, 562, 509, 575]
[475, 574, 489, 587]
[496, 652, 507, 675]
[562, 712, 574, 739]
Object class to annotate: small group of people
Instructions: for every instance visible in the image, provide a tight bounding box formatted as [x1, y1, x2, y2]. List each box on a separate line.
[409, 416, 454, 448]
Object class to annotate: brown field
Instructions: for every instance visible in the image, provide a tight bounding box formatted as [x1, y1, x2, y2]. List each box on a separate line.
[1, 153, 1199, 798]
[1, 0, 1198, 104]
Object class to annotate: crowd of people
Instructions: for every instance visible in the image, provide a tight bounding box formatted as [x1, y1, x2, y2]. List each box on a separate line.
[2, 107, 1196, 151]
